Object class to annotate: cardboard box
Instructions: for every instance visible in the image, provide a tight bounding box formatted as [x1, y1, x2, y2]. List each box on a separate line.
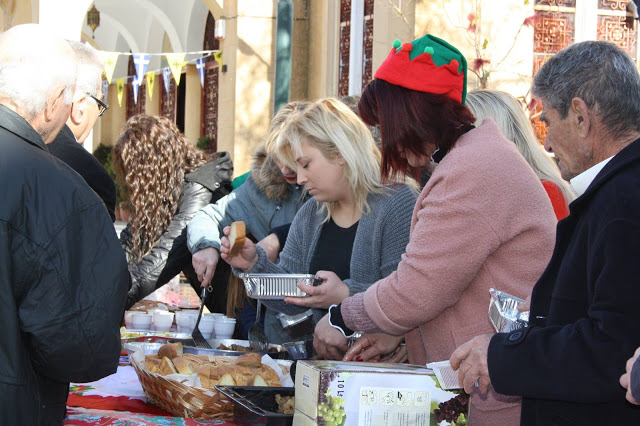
[294, 360, 469, 426]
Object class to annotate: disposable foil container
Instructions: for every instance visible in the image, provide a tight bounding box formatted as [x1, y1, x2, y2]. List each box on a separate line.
[238, 273, 321, 300]
[488, 288, 529, 333]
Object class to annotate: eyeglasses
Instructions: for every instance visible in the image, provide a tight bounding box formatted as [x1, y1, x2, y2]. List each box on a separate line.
[86, 92, 109, 117]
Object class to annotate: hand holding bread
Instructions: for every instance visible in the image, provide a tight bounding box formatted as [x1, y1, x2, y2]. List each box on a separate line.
[219, 221, 259, 271]
[228, 221, 246, 256]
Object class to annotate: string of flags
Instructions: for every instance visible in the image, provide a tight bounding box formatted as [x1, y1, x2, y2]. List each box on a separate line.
[98, 50, 223, 107]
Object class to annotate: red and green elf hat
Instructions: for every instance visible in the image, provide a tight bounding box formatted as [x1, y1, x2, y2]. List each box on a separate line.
[374, 34, 468, 104]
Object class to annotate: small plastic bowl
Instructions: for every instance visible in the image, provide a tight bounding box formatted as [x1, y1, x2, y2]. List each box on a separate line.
[187, 315, 215, 338]
[130, 313, 152, 330]
[124, 310, 136, 328]
[153, 312, 175, 331]
[214, 319, 236, 339]
[177, 311, 199, 326]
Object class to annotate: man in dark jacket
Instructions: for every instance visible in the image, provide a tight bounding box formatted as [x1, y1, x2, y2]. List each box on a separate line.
[48, 41, 116, 222]
[451, 40, 640, 423]
[0, 25, 129, 425]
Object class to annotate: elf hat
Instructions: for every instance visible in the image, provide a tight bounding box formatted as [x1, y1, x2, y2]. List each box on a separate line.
[374, 34, 468, 104]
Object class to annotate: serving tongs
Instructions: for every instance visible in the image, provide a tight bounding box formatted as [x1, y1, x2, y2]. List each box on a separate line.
[191, 286, 212, 348]
[248, 299, 269, 352]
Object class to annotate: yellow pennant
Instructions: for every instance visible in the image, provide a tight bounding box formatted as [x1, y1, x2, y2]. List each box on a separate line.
[213, 51, 223, 67]
[116, 78, 125, 107]
[165, 53, 186, 86]
[146, 71, 155, 99]
[99, 51, 120, 84]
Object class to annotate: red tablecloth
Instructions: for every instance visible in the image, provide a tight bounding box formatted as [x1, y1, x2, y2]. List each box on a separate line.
[64, 365, 235, 425]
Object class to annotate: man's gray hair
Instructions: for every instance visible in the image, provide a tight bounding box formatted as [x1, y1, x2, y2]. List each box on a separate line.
[532, 40, 640, 139]
[67, 40, 104, 103]
[0, 33, 76, 120]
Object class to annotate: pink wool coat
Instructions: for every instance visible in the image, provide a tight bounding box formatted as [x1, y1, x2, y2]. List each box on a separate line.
[342, 119, 557, 425]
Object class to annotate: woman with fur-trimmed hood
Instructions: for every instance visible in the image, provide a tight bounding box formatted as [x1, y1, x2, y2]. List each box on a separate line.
[187, 142, 307, 262]
[187, 103, 309, 336]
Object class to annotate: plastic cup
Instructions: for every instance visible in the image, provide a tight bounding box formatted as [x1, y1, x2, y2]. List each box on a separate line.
[204, 313, 225, 337]
[176, 310, 199, 333]
[153, 311, 175, 332]
[189, 315, 215, 339]
[130, 312, 152, 330]
[213, 318, 236, 339]
[124, 311, 136, 328]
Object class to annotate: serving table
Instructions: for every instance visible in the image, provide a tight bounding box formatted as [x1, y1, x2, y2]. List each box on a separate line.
[64, 364, 238, 425]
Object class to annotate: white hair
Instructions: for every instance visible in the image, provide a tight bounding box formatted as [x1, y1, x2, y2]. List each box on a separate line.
[67, 40, 104, 106]
[0, 26, 77, 120]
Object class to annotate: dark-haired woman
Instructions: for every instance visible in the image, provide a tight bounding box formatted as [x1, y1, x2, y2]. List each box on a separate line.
[113, 115, 233, 310]
[313, 35, 557, 424]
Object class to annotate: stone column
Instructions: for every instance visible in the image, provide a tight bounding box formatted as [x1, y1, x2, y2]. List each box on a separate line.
[223, 0, 277, 176]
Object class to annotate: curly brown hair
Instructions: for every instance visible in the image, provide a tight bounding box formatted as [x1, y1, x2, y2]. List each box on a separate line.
[113, 115, 209, 262]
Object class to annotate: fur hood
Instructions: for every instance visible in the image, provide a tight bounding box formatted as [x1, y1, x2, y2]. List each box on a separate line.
[250, 143, 294, 202]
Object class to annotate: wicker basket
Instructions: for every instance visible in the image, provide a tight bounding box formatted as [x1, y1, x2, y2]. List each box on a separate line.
[131, 353, 235, 419]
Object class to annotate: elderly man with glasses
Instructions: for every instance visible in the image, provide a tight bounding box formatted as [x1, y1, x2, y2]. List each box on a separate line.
[48, 40, 116, 221]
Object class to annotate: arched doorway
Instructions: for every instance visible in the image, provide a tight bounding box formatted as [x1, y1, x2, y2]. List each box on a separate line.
[201, 11, 220, 152]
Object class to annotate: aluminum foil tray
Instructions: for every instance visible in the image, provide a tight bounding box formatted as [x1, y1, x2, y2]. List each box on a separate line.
[488, 288, 529, 333]
[238, 273, 321, 299]
[124, 338, 288, 359]
[121, 329, 192, 340]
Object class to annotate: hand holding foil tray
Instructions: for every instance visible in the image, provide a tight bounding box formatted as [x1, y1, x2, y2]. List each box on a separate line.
[488, 288, 530, 333]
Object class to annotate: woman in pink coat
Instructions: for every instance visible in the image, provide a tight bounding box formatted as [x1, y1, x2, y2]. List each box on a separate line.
[312, 34, 557, 425]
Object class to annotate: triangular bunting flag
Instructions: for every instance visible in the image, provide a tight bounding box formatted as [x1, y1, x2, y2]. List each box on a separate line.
[162, 67, 171, 95]
[99, 51, 120, 84]
[102, 80, 109, 102]
[213, 51, 223, 67]
[116, 78, 125, 107]
[165, 53, 186, 85]
[146, 71, 155, 99]
[132, 76, 140, 105]
[132, 53, 152, 85]
[195, 57, 206, 88]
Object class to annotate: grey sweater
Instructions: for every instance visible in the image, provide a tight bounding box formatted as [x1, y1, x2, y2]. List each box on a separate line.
[243, 183, 417, 335]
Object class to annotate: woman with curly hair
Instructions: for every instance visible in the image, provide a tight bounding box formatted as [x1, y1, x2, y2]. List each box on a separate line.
[113, 115, 233, 310]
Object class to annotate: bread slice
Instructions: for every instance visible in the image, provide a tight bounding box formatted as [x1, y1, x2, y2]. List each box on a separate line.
[144, 356, 162, 374]
[228, 221, 246, 256]
[235, 352, 261, 368]
[250, 374, 269, 387]
[158, 356, 178, 375]
[157, 342, 183, 360]
[172, 356, 194, 375]
[217, 373, 236, 386]
[257, 365, 281, 386]
[198, 375, 212, 388]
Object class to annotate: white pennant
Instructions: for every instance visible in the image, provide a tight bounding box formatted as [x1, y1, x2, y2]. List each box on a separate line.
[132, 53, 151, 85]
[162, 67, 171, 95]
[196, 57, 206, 88]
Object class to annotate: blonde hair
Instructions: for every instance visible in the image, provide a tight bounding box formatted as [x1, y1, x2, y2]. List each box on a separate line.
[466, 90, 575, 205]
[264, 101, 310, 153]
[274, 98, 386, 221]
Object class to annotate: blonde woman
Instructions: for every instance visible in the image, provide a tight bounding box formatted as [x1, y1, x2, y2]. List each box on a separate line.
[220, 98, 417, 346]
[466, 89, 574, 219]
